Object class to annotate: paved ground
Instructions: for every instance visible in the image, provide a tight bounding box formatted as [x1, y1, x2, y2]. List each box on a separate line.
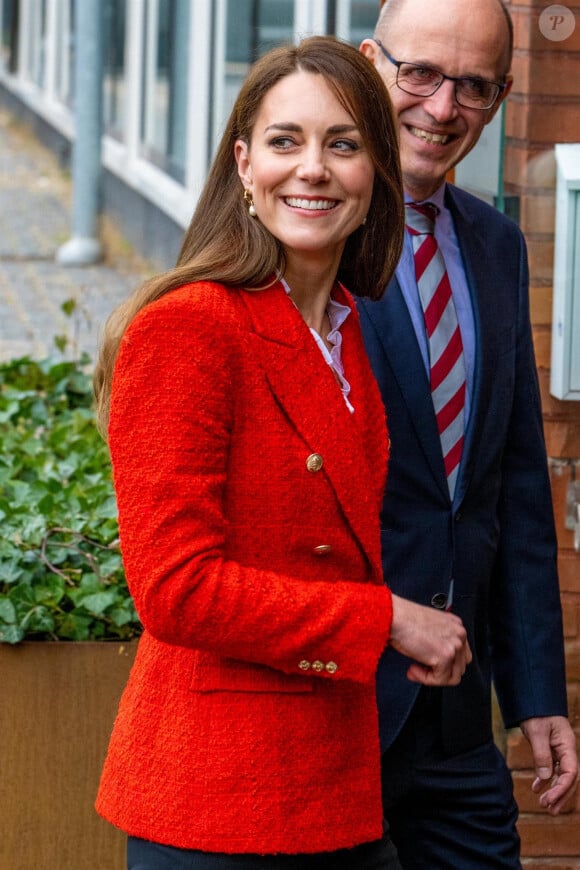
[0, 109, 154, 363]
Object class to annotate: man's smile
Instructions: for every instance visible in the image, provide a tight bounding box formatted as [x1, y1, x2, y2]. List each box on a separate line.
[408, 125, 452, 145]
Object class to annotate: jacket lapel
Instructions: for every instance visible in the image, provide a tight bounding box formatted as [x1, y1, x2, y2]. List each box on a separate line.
[359, 285, 449, 499]
[239, 281, 385, 573]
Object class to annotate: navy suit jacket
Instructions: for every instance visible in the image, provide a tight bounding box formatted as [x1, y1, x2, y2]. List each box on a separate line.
[358, 184, 568, 754]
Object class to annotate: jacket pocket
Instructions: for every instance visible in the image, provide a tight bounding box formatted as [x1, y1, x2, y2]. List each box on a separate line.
[191, 650, 314, 694]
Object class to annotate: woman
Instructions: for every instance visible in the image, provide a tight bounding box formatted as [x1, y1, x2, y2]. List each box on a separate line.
[94, 36, 471, 870]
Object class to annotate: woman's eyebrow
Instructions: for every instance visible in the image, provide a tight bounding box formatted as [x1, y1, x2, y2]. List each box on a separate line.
[263, 123, 359, 134]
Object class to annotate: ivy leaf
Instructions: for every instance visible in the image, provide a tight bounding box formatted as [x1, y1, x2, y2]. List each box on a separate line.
[0, 623, 24, 643]
[21, 605, 55, 635]
[0, 596, 16, 624]
[78, 591, 117, 616]
[0, 354, 142, 644]
[0, 562, 25, 584]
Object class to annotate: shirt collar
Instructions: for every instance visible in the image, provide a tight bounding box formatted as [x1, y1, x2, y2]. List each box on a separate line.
[280, 277, 351, 332]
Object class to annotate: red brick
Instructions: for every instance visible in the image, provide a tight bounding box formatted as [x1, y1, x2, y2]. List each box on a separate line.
[565, 637, 580, 682]
[539, 376, 580, 458]
[519, 813, 580, 857]
[562, 594, 579, 639]
[533, 326, 553, 370]
[538, 380, 580, 420]
[510, 4, 580, 53]
[549, 462, 576, 549]
[568, 683, 580, 729]
[530, 285, 554, 326]
[527, 236, 555, 284]
[520, 191, 556, 236]
[503, 142, 555, 190]
[559, 551, 580, 595]
[508, 730, 535, 769]
[508, 99, 580, 146]
[521, 860, 580, 869]
[545, 421, 580, 458]
[540, 370, 580, 419]
[510, 6, 534, 52]
[534, 103, 580, 145]
[513, 52, 580, 98]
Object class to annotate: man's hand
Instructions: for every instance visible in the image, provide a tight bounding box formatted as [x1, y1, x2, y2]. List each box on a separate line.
[520, 715, 578, 815]
[389, 593, 472, 686]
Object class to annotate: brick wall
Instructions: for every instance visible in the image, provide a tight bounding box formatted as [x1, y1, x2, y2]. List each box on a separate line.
[504, 1, 580, 864]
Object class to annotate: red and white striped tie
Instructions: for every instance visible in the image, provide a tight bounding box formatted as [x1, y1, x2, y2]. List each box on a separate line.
[406, 202, 466, 497]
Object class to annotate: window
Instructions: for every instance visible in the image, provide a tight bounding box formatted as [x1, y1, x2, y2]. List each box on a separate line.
[27, 0, 47, 87]
[341, 0, 379, 45]
[1, 0, 19, 73]
[140, 0, 190, 183]
[103, 0, 126, 140]
[222, 0, 294, 126]
[54, 0, 73, 106]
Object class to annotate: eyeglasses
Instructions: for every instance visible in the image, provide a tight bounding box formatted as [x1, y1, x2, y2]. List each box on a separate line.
[374, 40, 507, 110]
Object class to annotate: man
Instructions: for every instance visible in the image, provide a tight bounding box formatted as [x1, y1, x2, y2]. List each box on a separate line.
[358, 1, 578, 866]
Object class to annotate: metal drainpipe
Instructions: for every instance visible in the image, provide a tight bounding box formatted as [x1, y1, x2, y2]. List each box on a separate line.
[56, 0, 103, 266]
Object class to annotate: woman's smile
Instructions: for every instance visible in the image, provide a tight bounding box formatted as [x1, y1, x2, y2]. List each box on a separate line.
[283, 195, 340, 212]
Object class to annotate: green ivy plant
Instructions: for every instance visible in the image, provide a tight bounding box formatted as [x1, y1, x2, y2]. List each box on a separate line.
[0, 354, 141, 644]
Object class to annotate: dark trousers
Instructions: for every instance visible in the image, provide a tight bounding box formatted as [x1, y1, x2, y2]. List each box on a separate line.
[127, 832, 401, 870]
[381, 689, 521, 869]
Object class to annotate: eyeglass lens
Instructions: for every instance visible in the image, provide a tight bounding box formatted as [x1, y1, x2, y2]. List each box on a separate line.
[397, 64, 499, 109]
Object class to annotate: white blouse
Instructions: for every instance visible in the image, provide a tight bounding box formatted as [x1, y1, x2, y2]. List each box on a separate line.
[282, 279, 354, 413]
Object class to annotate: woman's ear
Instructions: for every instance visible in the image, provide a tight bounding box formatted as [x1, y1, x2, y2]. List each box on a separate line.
[234, 139, 252, 188]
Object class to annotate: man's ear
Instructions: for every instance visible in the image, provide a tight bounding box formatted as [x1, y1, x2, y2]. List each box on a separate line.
[360, 38, 380, 67]
[486, 74, 513, 125]
[234, 139, 252, 187]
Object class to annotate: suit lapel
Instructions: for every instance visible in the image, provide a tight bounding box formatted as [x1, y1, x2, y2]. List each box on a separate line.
[359, 285, 449, 499]
[240, 281, 385, 573]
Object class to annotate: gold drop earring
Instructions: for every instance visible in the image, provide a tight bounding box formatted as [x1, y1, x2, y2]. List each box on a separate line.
[243, 189, 257, 218]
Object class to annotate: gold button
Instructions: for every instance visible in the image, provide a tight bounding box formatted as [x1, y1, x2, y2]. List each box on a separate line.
[325, 662, 338, 674]
[306, 453, 323, 473]
[298, 660, 311, 671]
[312, 544, 332, 556]
[311, 660, 324, 672]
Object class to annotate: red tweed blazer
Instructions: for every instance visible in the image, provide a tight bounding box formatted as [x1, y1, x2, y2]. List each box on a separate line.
[96, 279, 392, 854]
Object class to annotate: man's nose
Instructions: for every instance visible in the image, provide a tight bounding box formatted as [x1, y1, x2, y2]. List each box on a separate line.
[424, 78, 459, 123]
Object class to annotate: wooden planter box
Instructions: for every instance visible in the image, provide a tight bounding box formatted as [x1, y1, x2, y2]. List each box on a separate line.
[0, 641, 136, 870]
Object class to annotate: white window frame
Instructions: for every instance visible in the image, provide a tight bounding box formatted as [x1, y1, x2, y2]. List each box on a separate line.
[550, 143, 580, 402]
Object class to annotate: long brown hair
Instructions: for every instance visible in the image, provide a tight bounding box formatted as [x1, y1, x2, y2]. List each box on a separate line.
[94, 35, 404, 433]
